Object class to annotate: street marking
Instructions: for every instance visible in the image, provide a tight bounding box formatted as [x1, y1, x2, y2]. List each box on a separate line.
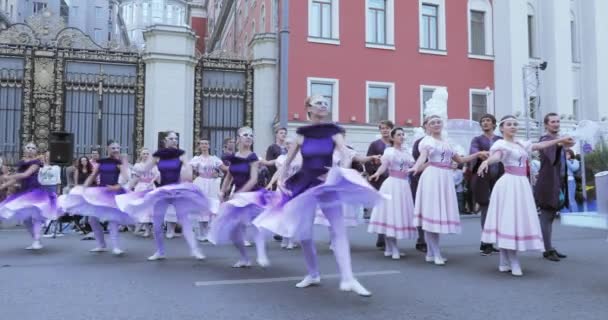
[194, 270, 400, 287]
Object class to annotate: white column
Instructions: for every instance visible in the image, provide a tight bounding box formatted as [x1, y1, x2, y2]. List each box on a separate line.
[250, 33, 278, 156]
[539, 0, 573, 120]
[580, 0, 608, 121]
[493, 0, 529, 118]
[142, 25, 198, 157]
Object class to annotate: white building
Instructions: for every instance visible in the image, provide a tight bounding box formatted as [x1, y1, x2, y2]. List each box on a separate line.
[64, 0, 114, 44]
[118, 0, 190, 49]
[494, 0, 608, 126]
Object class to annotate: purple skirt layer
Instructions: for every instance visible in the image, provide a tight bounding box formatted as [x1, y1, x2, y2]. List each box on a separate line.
[0, 189, 59, 222]
[58, 186, 132, 224]
[253, 167, 383, 241]
[115, 183, 209, 221]
[208, 190, 274, 245]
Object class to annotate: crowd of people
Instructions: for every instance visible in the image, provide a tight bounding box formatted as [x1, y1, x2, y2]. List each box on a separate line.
[0, 95, 586, 297]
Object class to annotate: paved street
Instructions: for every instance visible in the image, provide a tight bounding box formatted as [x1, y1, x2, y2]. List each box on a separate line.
[1, 217, 607, 320]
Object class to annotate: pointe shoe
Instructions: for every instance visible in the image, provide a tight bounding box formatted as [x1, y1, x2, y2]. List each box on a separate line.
[391, 252, 401, 260]
[243, 240, 253, 247]
[147, 252, 166, 261]
[511, 266, 523, 277]
[26, 241, 43, 250]
[257, 256, 270, 268]
[232, 260, 252, 268]
[295, 275, 321, 288]
[425, 256, 434, 263]
[384, 250, 392, 257]
[142, 230, 151, 238]
[89, 247, 108, 253]
[433, 257, 446, 265]
[286, 243, 295, 250]
[112, 248, 125, 256]
[196, 236, 208, 242]
[191, 249, 205, 260]
[498, 265, 511, 273]
[339, 279, 372, 297]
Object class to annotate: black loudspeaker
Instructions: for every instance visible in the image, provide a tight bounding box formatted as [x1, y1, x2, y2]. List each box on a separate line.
[157, 131, 179, 150]
[49, 131, 74, 165]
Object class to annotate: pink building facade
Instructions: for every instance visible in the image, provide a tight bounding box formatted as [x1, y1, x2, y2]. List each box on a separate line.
[287, 0, 494, 127]
[208, 0, 494, 135]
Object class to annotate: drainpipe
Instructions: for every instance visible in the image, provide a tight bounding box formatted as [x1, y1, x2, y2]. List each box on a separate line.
[278, 0, 289, 128]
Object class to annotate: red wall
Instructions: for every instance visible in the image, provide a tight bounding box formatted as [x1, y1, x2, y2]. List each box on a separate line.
[288, 0, 493, 126]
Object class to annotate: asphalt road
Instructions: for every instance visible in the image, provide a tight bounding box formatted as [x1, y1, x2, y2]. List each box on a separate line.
[1, 217, 607, 320]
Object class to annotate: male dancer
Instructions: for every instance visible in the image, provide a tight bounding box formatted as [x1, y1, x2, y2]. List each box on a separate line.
[534, 113, 570, 262]
[365, 120, 393, 249]
[469, 114, 502, 255]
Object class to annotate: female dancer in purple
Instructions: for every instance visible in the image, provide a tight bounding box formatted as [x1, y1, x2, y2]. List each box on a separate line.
[190, 138, 226, 242]
[368, 127, 417, 259]
[0, 142, 59, 250]
[129, 148, 159, 237]
[208, 126, 270, 268]
[410, 115, 487, 265]
[477, 115, 574, 276]
[254, 95, 381, 296]
[60, 140, 131, 255]
[117, 131, 206, 261]
[266, 136, 301, 250]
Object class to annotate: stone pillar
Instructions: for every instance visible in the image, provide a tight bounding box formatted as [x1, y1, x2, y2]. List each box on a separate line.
[539, 0, 574, 119]
[250, 33, 278, 156]
[580, 0, 608, 121]
[142, 25, 198, 157]
[493, 0, 529, 118]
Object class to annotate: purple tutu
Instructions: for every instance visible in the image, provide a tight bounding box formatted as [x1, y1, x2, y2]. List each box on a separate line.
[58, 186, 132, 224]
[115, 183, 209, 221]
[253, 167, 383, 241]
[208, 190, 276, 245]
[0, 189, 59, 222]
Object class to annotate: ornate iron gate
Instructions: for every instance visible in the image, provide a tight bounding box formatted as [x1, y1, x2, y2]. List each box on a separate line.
[64, 62, 139, 159]
[193, 54, 253, 156]
[0, 12, 144, 164]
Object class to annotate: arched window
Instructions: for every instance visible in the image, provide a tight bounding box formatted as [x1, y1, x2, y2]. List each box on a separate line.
[570, 11, 580, 62]
[467, 0, 493, 56]
[527, 2, 538, 58]
[251, 20, 256, 36]
[260, 4, 265, 33]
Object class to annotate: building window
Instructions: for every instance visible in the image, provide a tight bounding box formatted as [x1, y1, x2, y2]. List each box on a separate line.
[365, 0, 394, 48]
[527, 3, 538, 59]
[467, 0, 493, 57]
[470, 90, 490, 122]
[308, 0, 340, 44]
[33, 2, 47, 14]
[95, 6, 103, 19]
[308, 77, 339, 122]
[367, 82, 395, 124]
[71, 6, 79, 18]
[419, 0, 446, 53]
[367, 0, 386, 44]
[469, 11, 485, 55]
[572, 99, 579, 120]
[142, 3, 149, 23]
[94, 29, 103, 43]
[420, 4, 438, 49]
[260, 4, 265, 33]
[570, 13, 580, 63]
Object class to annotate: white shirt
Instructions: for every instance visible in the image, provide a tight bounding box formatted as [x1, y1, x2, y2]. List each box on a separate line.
[38, 165, 61, 186]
